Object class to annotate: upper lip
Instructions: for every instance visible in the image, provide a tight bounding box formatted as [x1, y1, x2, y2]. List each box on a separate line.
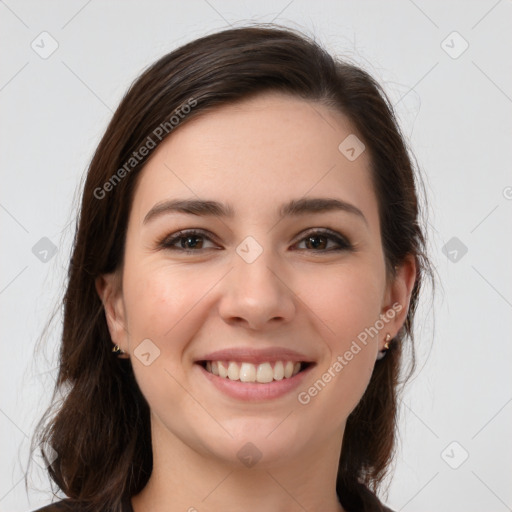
[196, 347, 315, 365]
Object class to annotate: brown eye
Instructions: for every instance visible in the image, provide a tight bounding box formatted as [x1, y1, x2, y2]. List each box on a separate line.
[295, 229, 353, 252]
[159, 230, 217, 252]
[158, 228, 353, 254]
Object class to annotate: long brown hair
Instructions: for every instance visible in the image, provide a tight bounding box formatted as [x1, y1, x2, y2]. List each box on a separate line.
[29, 24, 433, 511]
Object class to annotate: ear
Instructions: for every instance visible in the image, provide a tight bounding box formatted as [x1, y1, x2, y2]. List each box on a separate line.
[95, 272, 129, 358]
[380, 254, 417, 348]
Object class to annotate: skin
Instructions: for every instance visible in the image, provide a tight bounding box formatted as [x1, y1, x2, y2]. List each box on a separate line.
[96, 92, 416, 512]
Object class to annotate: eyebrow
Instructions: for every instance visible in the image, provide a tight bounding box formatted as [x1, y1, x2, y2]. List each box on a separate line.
[143, 197, 368, 226]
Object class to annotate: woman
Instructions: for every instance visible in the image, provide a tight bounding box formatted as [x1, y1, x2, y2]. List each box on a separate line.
[30, 24, 432, 512]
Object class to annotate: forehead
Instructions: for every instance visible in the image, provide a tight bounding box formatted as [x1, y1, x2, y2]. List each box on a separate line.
[130, 92, 378, 229]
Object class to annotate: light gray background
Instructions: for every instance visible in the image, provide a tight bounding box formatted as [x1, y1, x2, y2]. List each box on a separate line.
[1, 1, 511, 511]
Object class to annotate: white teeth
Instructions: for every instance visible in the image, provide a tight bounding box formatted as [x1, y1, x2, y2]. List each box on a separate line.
[239, 362, 256, 382]
[256, 362, 274, 383]
[218, 361, 228, 378]
[227, 362, 240, 380]
[284, 361, 294, 378]
[273, 361, 284, 380]
[204, 360, 307, 383]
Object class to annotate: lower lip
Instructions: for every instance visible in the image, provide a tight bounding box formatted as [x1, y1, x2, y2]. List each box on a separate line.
[196, 363, 315, 401]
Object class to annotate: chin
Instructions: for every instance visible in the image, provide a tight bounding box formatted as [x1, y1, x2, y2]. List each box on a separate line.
[202, 417, 314, 469]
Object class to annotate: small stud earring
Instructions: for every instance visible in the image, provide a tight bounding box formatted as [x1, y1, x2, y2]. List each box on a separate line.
[112, 344, 126, 355]
[376, 333, 392, 361]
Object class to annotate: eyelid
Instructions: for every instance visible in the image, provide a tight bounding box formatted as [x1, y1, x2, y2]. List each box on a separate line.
[295, 227, 349, 242]
[157, 227, 354, 253]
[292, 227, 353, 251]
[158, 228, 220, 251]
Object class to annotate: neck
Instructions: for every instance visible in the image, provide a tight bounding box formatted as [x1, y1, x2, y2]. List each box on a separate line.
[131, 412, 346, 512]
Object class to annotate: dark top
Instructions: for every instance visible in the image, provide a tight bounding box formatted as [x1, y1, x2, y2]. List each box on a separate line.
[32, 494, 134, 512]
[32, 493, 394, 512]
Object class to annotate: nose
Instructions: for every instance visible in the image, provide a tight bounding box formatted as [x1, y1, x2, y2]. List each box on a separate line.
[217, 244, 296, 331]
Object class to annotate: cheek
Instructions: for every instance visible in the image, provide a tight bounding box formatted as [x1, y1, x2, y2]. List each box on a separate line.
[294, 267, 382, 414]
[121, 262, 211, 388]
[121, 263, 206, 408]
[124, 262, 205, 335]
[296, 264, 384, 340]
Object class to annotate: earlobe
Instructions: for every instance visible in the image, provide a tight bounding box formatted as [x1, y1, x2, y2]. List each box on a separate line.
[95, 273, 128, 354]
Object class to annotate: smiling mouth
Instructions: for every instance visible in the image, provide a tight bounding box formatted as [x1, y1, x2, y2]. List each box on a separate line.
[197, 360, 313, 384]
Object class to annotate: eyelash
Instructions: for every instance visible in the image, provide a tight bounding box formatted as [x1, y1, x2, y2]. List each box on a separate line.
[157, 228, 354, 254]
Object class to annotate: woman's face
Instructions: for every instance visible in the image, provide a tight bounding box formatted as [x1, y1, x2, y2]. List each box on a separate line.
[98, 92, 413, 469]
